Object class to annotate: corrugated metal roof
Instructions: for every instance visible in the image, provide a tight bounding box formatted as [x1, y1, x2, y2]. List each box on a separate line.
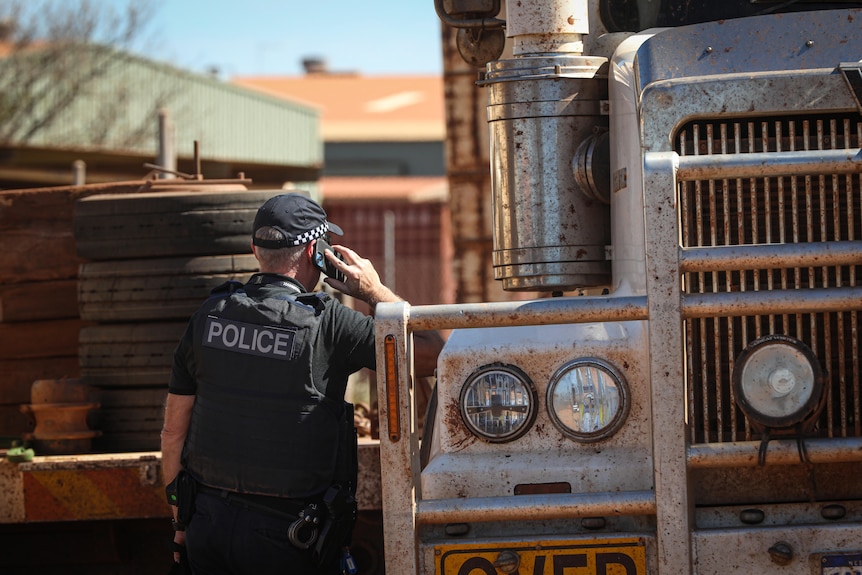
[232, 74, 445, 142]
[1, 47, 322, 170]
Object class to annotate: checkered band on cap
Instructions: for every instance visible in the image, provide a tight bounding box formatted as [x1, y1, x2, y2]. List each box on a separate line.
[252, 192, 343, 249]
[291, 222, 330, 246]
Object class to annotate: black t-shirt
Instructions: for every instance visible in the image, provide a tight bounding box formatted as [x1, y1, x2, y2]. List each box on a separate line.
[169, 274, 376, 401]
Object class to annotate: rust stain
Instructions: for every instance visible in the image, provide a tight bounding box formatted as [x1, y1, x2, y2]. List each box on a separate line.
[444, 397, 476, 451]
[23, 468, 166, 521]
[22, 472, 72, 521]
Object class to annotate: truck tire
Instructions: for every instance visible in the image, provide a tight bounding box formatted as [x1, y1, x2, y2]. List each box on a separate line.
[92, 431, 162, 453]
[74, 189, 281, 260]
[78, 322, 187, 388]
[93, 387, 168, 449]
[90, 407, 163, 433]
[78, 254, 258, 322]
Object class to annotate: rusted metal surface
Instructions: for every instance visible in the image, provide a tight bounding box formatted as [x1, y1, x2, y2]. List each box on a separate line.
[505, 0, 589, 55]
[1, 442, 384, 525]
[0, 453, 166, 523]
[688, 437, 862, 468]
[377, 297, 654, 571]
[434, 0, 504, 29]
[415, 490, 655, 524]
[635, 8, 862, 87]
[642, 151, 694, 574]
[17, 378, 101, 455]
[633, 13, 862, 569]
[682, 287, 862, 318]
[680, 241, 862, 272]
[676, 148, 862, 180]
[484, 55, 611, 291]
[477, 0, 608, 293]
[695, 500, 862, 529]
[382, 5, 862, 575]
[422, 317, 652, 501]
[20, 403, 101, 455]
[693, 523, 862, 575]
[640, 75, 859, 154]
[404, 295, 647, 331]
[673, 113, 862, 447]
[21, 466, 163, 522]
[374, 303, 421, 574]
[0, 460, 25, 522]
[693, 463, 862, 506]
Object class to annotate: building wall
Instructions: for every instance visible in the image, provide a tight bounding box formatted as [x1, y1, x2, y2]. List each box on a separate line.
[324, 141, 445, 177]
[324, 200, 454, 309]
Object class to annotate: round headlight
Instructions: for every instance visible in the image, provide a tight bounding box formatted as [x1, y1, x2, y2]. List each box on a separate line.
[732, 335, 825, 429]
[460, 363, 537, 443]
[546, 358, 630, 442]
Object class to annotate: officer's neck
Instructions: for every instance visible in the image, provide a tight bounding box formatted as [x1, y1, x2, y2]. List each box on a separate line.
[249, 272, 307, 293]
[255, 249, 319, 293]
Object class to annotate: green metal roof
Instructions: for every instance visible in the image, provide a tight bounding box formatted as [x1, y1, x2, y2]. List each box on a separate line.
[0, 46, 322, 170]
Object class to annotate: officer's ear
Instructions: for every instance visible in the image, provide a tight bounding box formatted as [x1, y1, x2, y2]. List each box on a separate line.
[306, 241, 317, 262]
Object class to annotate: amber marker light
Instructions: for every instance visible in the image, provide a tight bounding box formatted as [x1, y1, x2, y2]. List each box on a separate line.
[384, 334, 401, 442]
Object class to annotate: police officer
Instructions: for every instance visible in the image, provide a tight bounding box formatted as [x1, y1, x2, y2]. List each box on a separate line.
[161, 193, 443, 575]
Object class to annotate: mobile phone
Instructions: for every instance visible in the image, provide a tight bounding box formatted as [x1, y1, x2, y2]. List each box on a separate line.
[313, 238, 346, 283]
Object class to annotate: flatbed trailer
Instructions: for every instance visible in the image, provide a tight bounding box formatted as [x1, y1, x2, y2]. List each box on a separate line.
[0, 440, 384, 572]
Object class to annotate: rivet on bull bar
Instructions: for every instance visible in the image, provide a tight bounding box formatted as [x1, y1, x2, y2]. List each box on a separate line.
[479, 0, 610, 292]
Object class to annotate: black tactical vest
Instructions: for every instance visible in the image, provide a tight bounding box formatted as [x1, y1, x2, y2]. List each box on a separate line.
[182, 275, 349, 499]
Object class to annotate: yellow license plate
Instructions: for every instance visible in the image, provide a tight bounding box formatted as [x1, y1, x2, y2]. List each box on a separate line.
[436, 537, 646, 575]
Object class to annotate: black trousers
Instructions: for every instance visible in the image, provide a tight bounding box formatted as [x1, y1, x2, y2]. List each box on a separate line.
[186, 491, 341, 575]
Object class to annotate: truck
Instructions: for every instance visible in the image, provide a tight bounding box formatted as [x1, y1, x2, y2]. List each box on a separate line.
[373, 1, 862, 574]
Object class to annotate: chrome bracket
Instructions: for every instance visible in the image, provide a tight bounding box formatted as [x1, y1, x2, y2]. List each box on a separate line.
[839, 62, 862, 114]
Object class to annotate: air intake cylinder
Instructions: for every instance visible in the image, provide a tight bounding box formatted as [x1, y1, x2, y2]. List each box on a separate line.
[483, 54, 611, 291]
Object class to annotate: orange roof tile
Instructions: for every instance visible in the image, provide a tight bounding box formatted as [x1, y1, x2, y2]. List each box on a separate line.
[320, 176, 448, 202]
[232, 74, 445, 142]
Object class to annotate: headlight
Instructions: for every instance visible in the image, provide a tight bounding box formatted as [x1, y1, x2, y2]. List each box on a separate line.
[732, 335, 825, 429]
[546, 358, 630, 442]
[460, 363, 538, 443]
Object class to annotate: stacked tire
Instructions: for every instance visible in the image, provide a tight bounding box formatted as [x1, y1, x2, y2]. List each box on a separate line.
[74, 187, 278, 452]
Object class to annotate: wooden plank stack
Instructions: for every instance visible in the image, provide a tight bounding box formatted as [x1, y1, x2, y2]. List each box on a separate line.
[0, 182, 144, 447]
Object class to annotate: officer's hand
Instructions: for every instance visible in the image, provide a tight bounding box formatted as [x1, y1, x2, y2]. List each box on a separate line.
[172, 530, 186, 563]
[324, 245, 399, 308]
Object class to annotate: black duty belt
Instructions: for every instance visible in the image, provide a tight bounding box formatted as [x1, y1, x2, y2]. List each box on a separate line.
[197, 485, 306, 520]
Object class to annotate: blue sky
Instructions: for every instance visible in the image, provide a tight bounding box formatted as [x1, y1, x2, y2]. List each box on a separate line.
[139, 0, 444, 78]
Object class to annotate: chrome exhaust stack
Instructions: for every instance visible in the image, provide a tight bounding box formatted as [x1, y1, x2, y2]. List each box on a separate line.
[482, 0, 610, 292]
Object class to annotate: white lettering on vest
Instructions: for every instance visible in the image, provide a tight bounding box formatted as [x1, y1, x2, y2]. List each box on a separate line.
[203, 316, 297, 360]
[257, 330, 273, 353]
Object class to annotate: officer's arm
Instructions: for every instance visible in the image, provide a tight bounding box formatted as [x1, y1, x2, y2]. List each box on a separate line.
[327, 244, 445, 377]
[161, 393, 194, 489]
[323, 244, 399, 307]
[161, 392, 194, 560]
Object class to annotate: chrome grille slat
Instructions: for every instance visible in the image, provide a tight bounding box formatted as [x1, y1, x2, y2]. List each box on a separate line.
[677, 113, 862, 444]
[736, 121, 749, 440]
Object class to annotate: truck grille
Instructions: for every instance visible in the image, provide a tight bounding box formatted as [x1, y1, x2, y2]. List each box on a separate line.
[676, 113, 862, 444]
